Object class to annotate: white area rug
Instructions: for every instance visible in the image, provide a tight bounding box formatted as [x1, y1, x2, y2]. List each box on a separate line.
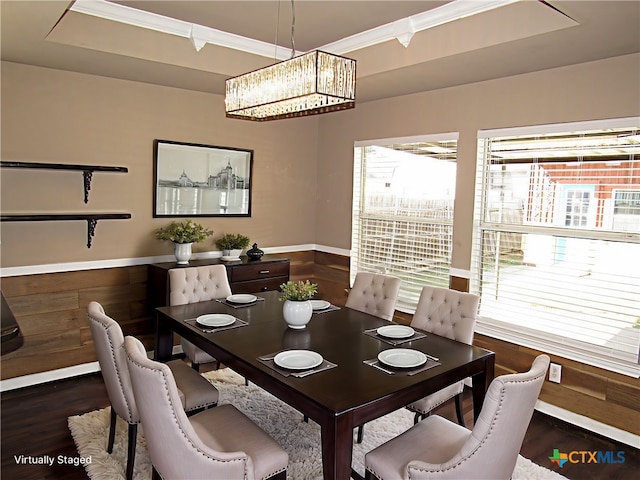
[69, 368, 567, 480]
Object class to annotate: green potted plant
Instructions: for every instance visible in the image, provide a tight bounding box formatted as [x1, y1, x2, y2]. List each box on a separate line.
[155, 219, 213, 264]
[215, 233, 250, 259]
[279, 280, 318, 329]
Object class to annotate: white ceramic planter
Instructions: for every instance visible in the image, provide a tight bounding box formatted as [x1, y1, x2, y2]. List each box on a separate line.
[222, 248, 243, 258]
[282, 300, 313, 329]
[174, 242, 193, 264]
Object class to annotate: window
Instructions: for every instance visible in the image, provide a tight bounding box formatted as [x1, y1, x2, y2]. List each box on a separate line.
[352, 134, 458, 312]
[472, 118, 640, 376]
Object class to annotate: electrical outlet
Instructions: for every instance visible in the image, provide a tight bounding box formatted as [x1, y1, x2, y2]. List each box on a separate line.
[549, 363, 562, 383]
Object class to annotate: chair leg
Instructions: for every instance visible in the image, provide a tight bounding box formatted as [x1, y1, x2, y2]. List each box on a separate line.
[454, 393, 465, 427]
[356, 424, 364, 444]
[270, 470, 287, 480]
[414, 412, 429, 424]
[191, 362, 200, 372]
[126, 423, 138, 480]
[107, 407, 117, 453]
[303, 415, 309, 423]
[364, 468, 373, 480]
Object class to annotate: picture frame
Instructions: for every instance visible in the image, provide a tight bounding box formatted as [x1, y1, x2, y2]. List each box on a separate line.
[153, 139, 253, 217]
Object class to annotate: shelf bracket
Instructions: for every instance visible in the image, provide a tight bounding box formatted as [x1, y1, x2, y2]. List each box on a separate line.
[83, 171, 93, 203]
[86, 218, 98, 248]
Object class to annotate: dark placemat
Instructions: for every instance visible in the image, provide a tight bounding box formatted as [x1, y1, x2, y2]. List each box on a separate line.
[185, 317, 248, 333]
[257, 350, 337, 377]
[216, 297, 265, 309]
[363, 357, 440, 376]
[363, 327, 427, 346]
[312, 304, 341, 315]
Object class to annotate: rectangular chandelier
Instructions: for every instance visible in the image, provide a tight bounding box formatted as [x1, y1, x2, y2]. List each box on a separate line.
[225, 50, 356, 121]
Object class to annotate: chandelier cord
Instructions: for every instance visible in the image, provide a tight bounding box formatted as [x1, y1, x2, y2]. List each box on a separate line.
[274, 1, 281, 61]
[290, 0, 296, 58]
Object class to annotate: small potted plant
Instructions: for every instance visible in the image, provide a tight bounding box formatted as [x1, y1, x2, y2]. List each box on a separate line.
[155, 219, 213, 264]
[215, 233, 250, 259]
[279, 280, 318, 329]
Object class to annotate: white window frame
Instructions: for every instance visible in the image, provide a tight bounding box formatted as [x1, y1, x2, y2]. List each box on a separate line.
[472, 117, 640, 377]
[352, 133, 459, 313]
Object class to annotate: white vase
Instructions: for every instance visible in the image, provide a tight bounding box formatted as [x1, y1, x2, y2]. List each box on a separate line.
[174, 242, 193, 264]
[223, 248, 243, 258]
[282, 300, 313, 329]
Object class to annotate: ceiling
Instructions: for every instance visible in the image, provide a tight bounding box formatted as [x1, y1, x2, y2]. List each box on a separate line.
[1, 1, 639, 104]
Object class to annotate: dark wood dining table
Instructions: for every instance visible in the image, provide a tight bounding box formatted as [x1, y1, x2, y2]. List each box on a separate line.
[154, 291, 495, 480]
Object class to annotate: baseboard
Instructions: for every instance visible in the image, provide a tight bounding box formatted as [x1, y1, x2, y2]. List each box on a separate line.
[535, 400, 640, 449]
[0, 361, 102, 392]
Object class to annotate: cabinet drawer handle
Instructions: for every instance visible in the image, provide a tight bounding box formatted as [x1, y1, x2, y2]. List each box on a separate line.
[261, 286, 269, 291]
[259, 270, 270, 274]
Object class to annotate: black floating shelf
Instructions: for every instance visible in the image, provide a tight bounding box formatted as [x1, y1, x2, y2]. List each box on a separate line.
[0, 161, 128, 203]
[0, 214, 132, 248]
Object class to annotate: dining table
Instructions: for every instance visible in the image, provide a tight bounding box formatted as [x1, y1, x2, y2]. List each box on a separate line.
[154, 291, 495, 480]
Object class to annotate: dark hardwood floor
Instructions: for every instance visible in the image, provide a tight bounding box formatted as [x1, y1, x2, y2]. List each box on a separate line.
[1, 369, 637, 480]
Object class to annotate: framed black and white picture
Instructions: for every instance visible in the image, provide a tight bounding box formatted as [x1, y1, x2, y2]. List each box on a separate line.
[153, 139, 253, 217]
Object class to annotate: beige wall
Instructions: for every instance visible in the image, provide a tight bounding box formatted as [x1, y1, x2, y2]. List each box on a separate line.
[315, 53, 640, 269]
[2, 54, 639, 270]
[0, 62, 319, 268]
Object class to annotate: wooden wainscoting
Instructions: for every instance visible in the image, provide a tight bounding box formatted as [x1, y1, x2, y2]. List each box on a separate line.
[0, 251, 316, 380]
[312, 250, 350, 306]
[1, 250, 638, 439]
[474, 334, 640, 436]
[1, 266, 152, 379]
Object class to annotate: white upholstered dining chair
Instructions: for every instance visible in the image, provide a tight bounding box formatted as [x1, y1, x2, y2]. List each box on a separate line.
[347, 272, 401, 442]
[364, 354, 550, 480]
[345, 272, 401, 321]
[406, 286, 480, 426]
[124, 335, 289, 480]
[168, 265, 232, 371]
[87, 301, 219, 480]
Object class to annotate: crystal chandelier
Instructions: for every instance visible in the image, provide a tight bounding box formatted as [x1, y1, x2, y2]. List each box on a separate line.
[225, 2, 356, 121]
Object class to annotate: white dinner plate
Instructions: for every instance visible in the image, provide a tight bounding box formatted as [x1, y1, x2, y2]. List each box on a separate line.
[376, 325, 415, 339]
[378, 348, 427, 369]
[310, 300, 331, 311]
[227, 294, 257, 304]
[274, 350, 324, 370]
[196, 314, 236, 328]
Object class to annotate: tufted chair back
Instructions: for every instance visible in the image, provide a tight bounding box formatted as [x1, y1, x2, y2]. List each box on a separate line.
[88, 301, 139, 424]
[169, 265, 232, 370]
[88, 301, 220, 480]
[422, 355, 550, 479]
[124, 336, 288, 480]
[400, 286, 480, 431]
[345, 273, 401, 321]
[123, 336, 252, 479]
[169, 265, 232, 306]
[410, 286, 479, 344]
[364, 355, 550, 480]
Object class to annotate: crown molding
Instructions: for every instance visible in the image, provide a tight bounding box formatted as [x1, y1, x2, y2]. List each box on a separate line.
[70, 0, 519, 59]
[319, 0, 518, 53]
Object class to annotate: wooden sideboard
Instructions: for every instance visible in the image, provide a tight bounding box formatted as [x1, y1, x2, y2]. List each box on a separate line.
[147, 255, 290, 311]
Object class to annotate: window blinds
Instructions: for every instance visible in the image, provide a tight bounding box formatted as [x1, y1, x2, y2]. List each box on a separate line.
[352, 134, 458, 312]
[471, 118, 640, 376]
